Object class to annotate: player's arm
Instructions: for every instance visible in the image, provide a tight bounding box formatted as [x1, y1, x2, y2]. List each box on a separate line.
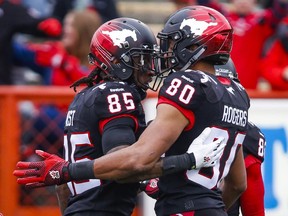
[117, 127, 224, 183]
[13, 103, 187, 186]
[89, 103, 190, 180]
[55, 184, 70, 215]
[239, 122, 266, 215]
[13, 103, 224, 187]
[85, 103, 223, 181]
[240, 156, 265, 216]
[220, 146, 247, 210]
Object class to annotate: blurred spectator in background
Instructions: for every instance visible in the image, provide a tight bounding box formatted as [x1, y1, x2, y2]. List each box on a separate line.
[13, 9, 102, 85]
[260, 0, 273, 8]
[171, 0, 197, 10]
[171, 0, 288, 90]
[13, 9, 102, 161]
[20, 0, 56, 18]
[171, 0, 221, 11]
[52, 0, 119, 24]
[260, 16, 288, 90]
[0, 0, 62, 85]
[223, 0, 288, 90]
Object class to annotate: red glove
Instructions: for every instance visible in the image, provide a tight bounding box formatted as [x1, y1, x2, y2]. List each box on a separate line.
[13, 150, 71, 188]
[38, 18, 62, 37]
[140, 178, 160, 199]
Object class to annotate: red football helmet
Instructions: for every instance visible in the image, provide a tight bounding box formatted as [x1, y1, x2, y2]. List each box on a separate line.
[88, 17, 159, 90]
[157, 5, 233, 72]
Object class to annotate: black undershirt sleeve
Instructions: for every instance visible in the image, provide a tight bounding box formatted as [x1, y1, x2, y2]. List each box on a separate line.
[101, 117, 137, 154]
[68, 117, 137, 181]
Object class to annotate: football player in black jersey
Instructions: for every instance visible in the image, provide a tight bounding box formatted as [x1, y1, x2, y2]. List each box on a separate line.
[150, 6, 249, 216]
[56, 17, 159, 216]
[141, 59, 266, 216]
[14, 16, 226, 216]
[215, 59, 266, 216]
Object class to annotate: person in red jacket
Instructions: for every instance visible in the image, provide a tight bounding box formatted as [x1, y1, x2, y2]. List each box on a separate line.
[225, 0, 288, 90]
[222, 0, 288, 90]
[260, 16, 288, 90]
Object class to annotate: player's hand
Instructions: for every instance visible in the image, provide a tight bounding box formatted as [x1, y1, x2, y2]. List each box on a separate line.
[140, 178, 159, 199]
[188, 127, 225, 169]
[13, 150, 71, 189]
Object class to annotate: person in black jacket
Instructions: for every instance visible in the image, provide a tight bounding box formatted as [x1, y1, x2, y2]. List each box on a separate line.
[0, 0, 62, 84]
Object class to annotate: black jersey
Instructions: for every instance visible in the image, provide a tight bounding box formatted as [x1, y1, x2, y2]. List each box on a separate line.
[155, 70, 250, 215]
[243, 122, 266, 162]
[63, 81, 146, 216]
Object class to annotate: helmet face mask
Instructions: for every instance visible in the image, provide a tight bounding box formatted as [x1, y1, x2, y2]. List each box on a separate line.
[126, 47, 162, 91]
[89, 17, 161, 91]
[122, 47, 157, 75]
[157, 34, 180, 72]
[157, 6, 233, 74]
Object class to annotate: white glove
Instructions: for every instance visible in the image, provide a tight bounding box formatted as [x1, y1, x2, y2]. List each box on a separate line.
[188, 127, 225, 169]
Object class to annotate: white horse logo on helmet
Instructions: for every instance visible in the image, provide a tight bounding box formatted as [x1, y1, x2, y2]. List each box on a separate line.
[102, 29, 137, 48]
[180, 18, 217, 36]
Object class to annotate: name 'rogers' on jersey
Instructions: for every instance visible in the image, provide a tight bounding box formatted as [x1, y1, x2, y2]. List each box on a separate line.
[222, 105, 247, 127]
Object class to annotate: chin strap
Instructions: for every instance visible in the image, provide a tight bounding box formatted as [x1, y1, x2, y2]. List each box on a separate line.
[179, 47, 206, 71]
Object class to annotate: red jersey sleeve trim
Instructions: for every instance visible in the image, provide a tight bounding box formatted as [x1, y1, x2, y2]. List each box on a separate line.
[99, 114, 139, 135]
[244, 154, 262, 168]
[157, 96, 195, 131]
